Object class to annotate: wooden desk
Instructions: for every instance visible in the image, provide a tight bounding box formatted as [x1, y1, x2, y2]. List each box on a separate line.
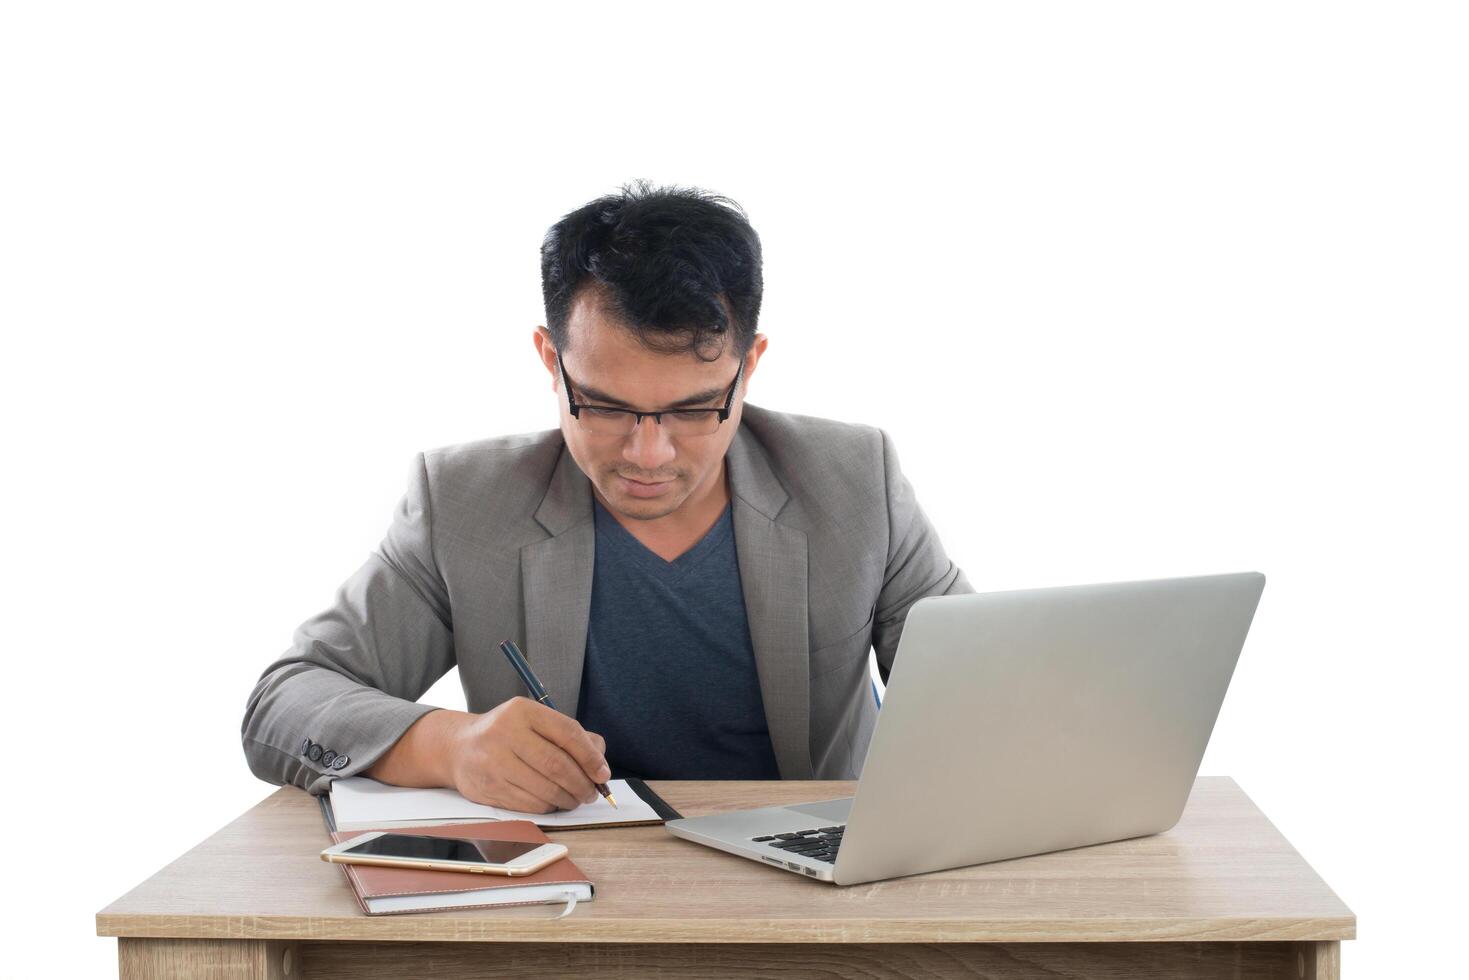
[98, 777, 1354, 979]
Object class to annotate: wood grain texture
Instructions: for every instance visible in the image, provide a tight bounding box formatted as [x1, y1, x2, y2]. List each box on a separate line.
[118, 939, 295, 979]
[1302, 940, 1342, 980]
[113, 937, 1342, 979]
[97, 777, 1355, 945]
[294, 939, 1338, 979]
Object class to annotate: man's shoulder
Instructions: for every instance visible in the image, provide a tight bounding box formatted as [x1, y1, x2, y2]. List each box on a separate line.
[421, 427, 564, 467]
[417, 428, 565, 522]
[740, 403, 885, 463]
[737, 404, 891, 511]
[735, 405, 903, 554]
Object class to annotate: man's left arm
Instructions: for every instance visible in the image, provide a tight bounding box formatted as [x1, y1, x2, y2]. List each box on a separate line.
[871, 428, 974, 682]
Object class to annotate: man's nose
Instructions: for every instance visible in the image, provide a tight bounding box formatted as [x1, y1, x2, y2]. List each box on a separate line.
[622, 415, 676, 470]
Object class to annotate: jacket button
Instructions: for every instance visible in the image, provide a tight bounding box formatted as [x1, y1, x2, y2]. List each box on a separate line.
[333, 755, 349, 770]
[308, 744, 324, 762]
[322, 750, 337, 766]
[301, 738, 313, 757]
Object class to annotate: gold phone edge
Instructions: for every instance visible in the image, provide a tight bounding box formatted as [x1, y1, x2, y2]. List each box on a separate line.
[319, 848, 563, 876]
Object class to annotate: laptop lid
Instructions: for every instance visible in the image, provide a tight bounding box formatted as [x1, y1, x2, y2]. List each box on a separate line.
[833, 572, 1265, 885]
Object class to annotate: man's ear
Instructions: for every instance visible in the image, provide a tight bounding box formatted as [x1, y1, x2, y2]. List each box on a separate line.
[743, 333, 770, 385]
[532, 326, 559, 391]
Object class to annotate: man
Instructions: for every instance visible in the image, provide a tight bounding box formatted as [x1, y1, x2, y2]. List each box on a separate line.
[241, 181, 972, 814]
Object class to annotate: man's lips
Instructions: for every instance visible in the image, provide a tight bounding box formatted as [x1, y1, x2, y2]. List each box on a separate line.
[617, 474, 676, 498]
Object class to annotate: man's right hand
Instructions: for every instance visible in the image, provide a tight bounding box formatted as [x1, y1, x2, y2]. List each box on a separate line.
[443, 697, 611, 813]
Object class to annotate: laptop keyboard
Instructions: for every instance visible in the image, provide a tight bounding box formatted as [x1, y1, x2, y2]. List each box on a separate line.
[751, 826, 844, 863]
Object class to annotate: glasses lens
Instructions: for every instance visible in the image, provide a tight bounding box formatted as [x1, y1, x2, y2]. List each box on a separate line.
[575, 408, 723, 436]
[578, 407, 637, 436]
[661, 411, 723, 436]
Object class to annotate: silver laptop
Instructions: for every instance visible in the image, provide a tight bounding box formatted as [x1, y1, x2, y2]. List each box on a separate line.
[665, 571, 1265, 885]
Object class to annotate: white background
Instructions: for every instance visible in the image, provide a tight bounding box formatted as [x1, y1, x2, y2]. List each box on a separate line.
[3, 2, 1465, 976]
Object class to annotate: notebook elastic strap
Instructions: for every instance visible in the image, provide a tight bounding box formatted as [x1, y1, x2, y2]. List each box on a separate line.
[553, 889, 579, 919]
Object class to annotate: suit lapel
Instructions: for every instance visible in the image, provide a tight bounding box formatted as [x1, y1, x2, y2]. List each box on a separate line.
[517, 422, 813, 778]
[521, 444, 595, 718]
[728, 424, 813, 779]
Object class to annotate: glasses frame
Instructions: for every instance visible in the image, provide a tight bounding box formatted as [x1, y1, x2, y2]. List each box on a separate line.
[556, 351, 744, 436]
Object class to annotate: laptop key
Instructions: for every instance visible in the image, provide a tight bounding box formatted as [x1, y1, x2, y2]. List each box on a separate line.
[752, 836, 776, 842]
[819, 827, 842, 833]
[775, 833, 802, 840]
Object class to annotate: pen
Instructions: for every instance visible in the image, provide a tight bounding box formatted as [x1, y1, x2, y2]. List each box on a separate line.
[497, 639, 618, 808]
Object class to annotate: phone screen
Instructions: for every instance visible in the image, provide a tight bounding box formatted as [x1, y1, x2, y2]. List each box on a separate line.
[341, 833, 542, 865]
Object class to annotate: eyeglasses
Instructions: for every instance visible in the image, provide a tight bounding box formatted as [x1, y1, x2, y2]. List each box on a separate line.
[557, 351, 743, 437]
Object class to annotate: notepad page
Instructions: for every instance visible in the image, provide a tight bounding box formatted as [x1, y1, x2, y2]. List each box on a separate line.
[330, 779, 500, 828]
[330, 777, 659, 829]
[520, 786, 659, 826]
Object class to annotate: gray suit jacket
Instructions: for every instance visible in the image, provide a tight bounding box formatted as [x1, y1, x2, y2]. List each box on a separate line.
[241, 404, 972, 795]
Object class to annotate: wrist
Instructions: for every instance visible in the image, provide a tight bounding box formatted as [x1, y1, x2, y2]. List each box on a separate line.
[419, 708, 473, 787]
[365, 707, 472, 789]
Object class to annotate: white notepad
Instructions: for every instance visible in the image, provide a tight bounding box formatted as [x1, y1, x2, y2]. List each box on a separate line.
[328, 776, 661, 831]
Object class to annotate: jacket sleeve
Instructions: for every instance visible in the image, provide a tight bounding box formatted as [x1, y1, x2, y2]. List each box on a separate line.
[240, 452, 456, 795]
[872, 429, 974, 683]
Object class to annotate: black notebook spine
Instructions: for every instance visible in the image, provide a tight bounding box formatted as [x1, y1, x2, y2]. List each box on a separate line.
[318, 793, 338, 833]
[625, 778, 682, 821]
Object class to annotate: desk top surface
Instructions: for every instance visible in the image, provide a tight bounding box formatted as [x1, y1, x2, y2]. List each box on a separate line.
[97, 777, 1354, 944]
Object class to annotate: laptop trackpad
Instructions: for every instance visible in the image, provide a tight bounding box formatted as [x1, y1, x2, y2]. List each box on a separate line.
[787, 798, 853, 822]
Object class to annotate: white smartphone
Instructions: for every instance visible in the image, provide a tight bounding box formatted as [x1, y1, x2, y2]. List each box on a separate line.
[320, 832, 568, 876]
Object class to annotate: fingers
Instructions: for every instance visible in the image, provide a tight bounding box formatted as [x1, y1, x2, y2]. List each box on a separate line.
[485, 779, 558, 814]
[517, 734, 600, 806]
[504, 754, 585, 811]
[454, 762, 560, 814]
[527, 703, 612, 785]
[452, 698, 613, 813]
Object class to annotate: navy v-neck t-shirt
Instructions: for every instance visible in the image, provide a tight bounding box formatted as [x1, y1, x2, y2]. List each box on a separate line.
[574, 498, 781, 780]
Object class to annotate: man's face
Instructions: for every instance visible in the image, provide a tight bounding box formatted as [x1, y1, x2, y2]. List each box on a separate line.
[534, 289, 766, 523]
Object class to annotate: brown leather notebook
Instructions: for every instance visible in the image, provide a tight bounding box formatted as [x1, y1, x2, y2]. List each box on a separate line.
[326, 820, 594, 916]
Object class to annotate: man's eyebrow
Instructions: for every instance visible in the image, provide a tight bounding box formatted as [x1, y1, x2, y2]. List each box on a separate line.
[575, 382, 728, 409]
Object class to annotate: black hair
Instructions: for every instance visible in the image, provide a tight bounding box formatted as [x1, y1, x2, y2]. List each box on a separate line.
[540, 179, 763, 361]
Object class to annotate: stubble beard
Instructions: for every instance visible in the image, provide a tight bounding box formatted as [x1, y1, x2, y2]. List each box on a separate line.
[599, 469, 687, 522]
